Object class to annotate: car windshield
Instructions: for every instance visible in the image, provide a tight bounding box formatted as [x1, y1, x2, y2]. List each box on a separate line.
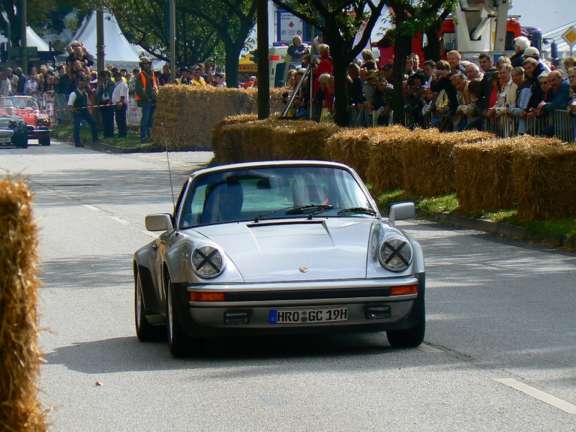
[179, 165, 373, 228]
[11, 97, 38, 110]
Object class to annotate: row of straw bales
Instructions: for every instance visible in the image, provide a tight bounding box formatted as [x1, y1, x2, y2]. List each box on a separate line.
[152, 86, 285, 150]
[213, 116, 576, 221]
[0, 178, 45, 431]
[454, 136, 564, 214]
[214, 117, 338, 164]
[325, 127, 493, 198]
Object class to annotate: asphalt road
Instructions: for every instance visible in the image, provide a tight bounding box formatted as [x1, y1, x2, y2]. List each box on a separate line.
[1, 141, 575, 431]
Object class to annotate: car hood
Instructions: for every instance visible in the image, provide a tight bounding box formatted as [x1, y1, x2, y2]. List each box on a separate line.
[193, 218, 375, 283]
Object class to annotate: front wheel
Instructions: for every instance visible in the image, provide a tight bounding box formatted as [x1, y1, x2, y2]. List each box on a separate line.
[166, 275, 191, 357]
[386, 319, 425, 348]
[135, 270, 162, 341]
[39, 134, 51, 146]
[387, 286, 426, 348]
[14, 133, 28, 148]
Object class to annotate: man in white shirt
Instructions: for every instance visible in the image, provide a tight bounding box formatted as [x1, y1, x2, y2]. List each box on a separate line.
[112, 70, 129, 138]
[0, 69, 12, 96]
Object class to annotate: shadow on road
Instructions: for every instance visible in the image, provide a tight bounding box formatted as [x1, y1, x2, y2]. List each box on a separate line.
[40, 254, 133, 289]
[43, 331, 444, 378]
[31, 168, 187, 208]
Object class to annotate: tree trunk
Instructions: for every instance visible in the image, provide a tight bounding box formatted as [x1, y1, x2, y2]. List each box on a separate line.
[424, 24, 442, 61]
[224, 45, 241, 88]
[332, 49, 351, 127]
[391, 30, 412, 124]
[325, 24, 351, 127]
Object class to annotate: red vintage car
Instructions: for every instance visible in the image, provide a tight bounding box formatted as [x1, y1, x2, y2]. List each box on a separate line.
[0, 96, 51, 146]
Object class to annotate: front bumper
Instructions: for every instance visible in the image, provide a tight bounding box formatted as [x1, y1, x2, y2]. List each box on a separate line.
[26, 126, 50, 137]
[172, 274, 425, 337]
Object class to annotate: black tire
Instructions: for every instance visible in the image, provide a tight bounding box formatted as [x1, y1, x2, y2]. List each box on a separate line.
[166, 274, 191, 357]
[387, 286, 426, 348]
[135, 270, 162, 341]
[14, 133, 28, 149]
[39, 134, 51, 146]
[386, 317, 425, 348]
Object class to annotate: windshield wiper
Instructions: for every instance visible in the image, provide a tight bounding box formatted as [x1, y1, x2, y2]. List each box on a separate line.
[254, 204, 333, 223]
[337, 207, 377, 216]
[285, 204, 333, 215]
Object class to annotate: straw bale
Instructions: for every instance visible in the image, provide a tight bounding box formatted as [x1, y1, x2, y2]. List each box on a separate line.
[152, 86, 285, 150]
[213, 114, 258, 163]
[454, 136, 563, 213]
[216, 118, 337, 163]
[326, 129, 373, 178]
[513, 144, 576, 220]
[0, 178, 45, 431]
[402, 130, 494, 197]
[365, 126, 415, 195]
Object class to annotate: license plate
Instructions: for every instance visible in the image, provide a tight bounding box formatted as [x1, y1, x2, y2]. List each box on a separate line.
[269, 307, 349, 324]
[0, 136, 11, 144]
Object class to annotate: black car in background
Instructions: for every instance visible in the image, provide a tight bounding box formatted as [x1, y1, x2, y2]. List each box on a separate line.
[0, 115, 28, 148]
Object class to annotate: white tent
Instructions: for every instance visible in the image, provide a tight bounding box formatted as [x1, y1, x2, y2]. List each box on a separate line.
[70, 11, 141, 67]
[0, 26, 50, 51]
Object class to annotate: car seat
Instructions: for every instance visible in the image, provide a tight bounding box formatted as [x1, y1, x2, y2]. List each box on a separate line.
[201, 180, 244, 224]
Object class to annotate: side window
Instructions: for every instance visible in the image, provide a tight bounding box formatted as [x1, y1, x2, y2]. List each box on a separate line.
[181, 184, 207, 227]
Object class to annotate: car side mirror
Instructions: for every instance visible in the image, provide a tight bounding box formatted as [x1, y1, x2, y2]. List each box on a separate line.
[389, 202, 416, 226]
[145, 214, 173, 232]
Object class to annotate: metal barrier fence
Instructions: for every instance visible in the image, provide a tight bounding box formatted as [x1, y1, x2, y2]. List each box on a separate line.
[398, 109, 575, 143]
[482, 110, 575, 143]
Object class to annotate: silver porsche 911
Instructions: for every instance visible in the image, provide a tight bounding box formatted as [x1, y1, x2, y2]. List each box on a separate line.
[133, 161, 425, 357]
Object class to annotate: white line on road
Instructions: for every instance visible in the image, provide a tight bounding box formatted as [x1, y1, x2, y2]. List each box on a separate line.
[495, 378, 576, 415]
[110, 216, 130, 226]
[83, 204, 100, 212]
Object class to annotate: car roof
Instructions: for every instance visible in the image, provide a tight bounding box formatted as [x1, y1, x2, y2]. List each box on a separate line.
[190, 160, 356, 178]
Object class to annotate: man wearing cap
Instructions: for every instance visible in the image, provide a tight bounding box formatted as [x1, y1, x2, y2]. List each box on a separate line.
[68, 78, 98, 147]
[135, 56, 159, 143]
[523, 47, 551, 73]
[190, 65, 207, 87]
[511, 36, 530, 67]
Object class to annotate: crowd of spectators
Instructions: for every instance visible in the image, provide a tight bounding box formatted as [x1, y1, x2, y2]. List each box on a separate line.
[2, 35, 576, 145]
[283, 36, 576, 137]
[0, 40, 232, 146]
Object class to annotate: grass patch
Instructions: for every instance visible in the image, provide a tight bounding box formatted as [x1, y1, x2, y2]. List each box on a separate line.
[53, 124, 152, 150]
[378, 190, 458, 216]
[418, 194, 459, 215]
[377, 189, 576, 243]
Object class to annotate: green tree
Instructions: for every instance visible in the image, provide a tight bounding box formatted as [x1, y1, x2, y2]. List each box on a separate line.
[0, 0, 56, 47]
[106, 0, 256, 87]
[180, 0, 257, 88]
[105, 0, 223, 67]
[386, 0, 456, 121]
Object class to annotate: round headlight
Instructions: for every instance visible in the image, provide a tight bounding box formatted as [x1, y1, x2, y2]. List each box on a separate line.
[378, 236, 413, 273]
[191, 246, 224, 279]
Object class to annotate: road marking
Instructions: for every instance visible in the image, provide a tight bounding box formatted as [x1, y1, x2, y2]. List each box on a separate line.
[110, 216, 130, 226]
[83, 204, 100, 212]
[418, 343, 444, 353]
[495, 378, 576, 415]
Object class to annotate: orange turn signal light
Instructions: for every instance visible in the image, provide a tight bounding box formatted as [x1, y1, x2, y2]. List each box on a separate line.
[189, 291, 226, 302]
[389, 284, 418, 296]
